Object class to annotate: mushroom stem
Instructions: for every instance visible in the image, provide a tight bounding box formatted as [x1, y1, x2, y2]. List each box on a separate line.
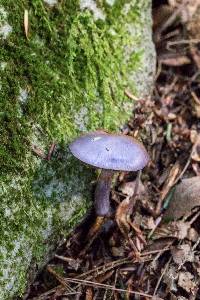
[94, 169, 114, 216]
[133, 170, 141, 197]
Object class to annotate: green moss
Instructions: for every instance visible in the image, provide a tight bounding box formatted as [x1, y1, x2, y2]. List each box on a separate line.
[0, 0, 146, 174]
[0, 0, 155, 298]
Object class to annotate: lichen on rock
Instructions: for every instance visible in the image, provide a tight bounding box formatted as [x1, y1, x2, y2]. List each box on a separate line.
[0, 0, 155, 298]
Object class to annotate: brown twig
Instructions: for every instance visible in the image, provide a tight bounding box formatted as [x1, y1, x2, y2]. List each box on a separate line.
[153, 257, 172, 295]
[124, 89, 139, 101]
[46, 142, 56, 160]
[79, 216, 106, 256]
[64, 277, 154, 298]
[76, 257, 130, 280]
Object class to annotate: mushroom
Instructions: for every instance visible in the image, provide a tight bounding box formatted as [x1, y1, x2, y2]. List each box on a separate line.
[69, 131, 149, 216]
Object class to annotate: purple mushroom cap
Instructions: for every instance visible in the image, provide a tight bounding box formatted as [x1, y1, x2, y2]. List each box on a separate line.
[69, 131, 149, 172]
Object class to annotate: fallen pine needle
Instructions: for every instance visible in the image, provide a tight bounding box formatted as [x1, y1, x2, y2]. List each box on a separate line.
[124, 89, 139, 101]
[64, 277, 153, 298]
[76, 257, 130, 280]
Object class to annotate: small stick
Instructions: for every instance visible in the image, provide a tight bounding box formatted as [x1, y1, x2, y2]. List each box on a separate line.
[46, 142, 56, 160]
[153, 257, 172, 296]
[147, 215, 163, 239]
[31, 142, 56, 160]
[192, 236, 200, 251]
[47, 266, 75, 292]
[167, 39, 200, 49]
[64, 277, 154, 298]
[77, 257, 130, 280]
[31, 286, 67, 300]
[173, 155, 191, 186]
[141, 247, 172, 257]
[124, 89, 139, 101]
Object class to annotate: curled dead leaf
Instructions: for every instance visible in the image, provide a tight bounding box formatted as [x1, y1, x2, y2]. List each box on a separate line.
[156, 162, 181, 214]
[115, 197, 131, 236]
[116, 179, 148, 236]
[164, 177, 200, 220]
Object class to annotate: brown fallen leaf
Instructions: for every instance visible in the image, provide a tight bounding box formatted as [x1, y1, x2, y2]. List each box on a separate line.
[111, 246, 125, 257]
[171, 244, 194, 265]
[156, 161, 181, 214]
[164, 177, 200, 220]
[116, 177, 146, 237]
[145, 238, 174, 252]
[178, 271, 196, 293]
[115, 197, 132, 236]
[175, 221, 191, 239]
[119, 180, 146, 197]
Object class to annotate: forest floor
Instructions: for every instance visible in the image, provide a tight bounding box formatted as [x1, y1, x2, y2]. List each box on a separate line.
[25, 1, 200, 299]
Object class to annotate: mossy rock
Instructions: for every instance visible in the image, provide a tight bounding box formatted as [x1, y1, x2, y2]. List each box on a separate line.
[0, 0, 155, 298]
